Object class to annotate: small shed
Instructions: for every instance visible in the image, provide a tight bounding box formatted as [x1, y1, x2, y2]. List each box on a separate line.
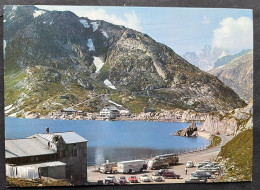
[6, 161, 66, 179]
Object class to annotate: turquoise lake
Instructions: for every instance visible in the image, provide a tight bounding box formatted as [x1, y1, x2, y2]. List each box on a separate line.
[5, 117, 209, 165]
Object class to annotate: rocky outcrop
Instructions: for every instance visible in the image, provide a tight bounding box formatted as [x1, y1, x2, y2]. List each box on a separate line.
[201, 101, 253, 135]
[174, 122, 198, 137]
[202, 114, 238, 135]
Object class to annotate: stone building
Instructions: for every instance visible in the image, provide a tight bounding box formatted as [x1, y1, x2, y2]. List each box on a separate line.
[100, 106, 120, 119]
[5, 129, 88, 185]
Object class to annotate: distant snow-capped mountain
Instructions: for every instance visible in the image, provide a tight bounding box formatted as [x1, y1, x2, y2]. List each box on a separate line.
[182, 44, 230, 71]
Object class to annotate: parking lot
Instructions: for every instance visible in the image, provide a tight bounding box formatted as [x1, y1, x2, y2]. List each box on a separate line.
[87, 146, 221, 184]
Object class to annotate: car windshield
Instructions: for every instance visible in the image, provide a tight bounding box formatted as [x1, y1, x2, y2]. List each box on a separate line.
[107, 176, 114, 178]
[120, 176, 125, 179]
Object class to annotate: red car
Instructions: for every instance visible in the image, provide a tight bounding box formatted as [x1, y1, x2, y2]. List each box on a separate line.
[162, 171, 180, 179]
[128, 176, 138, 183]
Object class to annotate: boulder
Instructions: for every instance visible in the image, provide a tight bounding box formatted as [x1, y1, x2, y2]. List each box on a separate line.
[174, 122, 197, 137]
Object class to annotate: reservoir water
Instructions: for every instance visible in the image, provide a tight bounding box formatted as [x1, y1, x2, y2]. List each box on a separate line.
[5, 117, 209, 165]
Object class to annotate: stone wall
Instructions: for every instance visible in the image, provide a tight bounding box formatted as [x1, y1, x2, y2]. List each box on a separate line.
[60, 142, 87, 185]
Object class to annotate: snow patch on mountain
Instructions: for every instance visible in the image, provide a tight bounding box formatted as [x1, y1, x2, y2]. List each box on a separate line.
[91, 22, 99, 32]
[12, 6, 17, 11]
[33, 10, 46, 18]
[79, 19, 90, 28]
[93, 56, 105, 73]
[87, 39, 95, 51]
[5, 104, 13, 111]
[108, 100, 123, 107]
[104, 79, 116, 89]
[101, 30, 109, 38]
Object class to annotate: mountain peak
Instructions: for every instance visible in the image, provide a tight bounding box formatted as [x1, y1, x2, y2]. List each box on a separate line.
[182, 44, 230, 71]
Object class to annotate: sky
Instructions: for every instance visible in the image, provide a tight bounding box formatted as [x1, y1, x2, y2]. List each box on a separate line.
[36, 6, 253, 55]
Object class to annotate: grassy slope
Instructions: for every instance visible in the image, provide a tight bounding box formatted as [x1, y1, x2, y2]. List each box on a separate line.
[218, 129, 253, 181]
[207, 135, 222, 148]
[6, 177, 72, 187]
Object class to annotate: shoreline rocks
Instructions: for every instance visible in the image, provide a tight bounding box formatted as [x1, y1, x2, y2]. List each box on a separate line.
[174, 122, 198, 137]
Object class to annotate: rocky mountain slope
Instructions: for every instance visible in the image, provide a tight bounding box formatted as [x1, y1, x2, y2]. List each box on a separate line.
[182, 44, 230, 71]
[4, 5, 246, 117]
[208, 51, 253, 102]
[213, 49, 252, 68]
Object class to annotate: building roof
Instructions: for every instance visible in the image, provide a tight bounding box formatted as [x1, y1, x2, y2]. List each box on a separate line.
[101, 106, 119, 111]
[108, 106, 118, 111]
[5, 138, 56, 159]
[7, 161, 66, 167]
[36, 131, 88, 144]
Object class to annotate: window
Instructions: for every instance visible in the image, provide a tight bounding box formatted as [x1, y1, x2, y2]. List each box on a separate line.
[72, 148, 77, 157]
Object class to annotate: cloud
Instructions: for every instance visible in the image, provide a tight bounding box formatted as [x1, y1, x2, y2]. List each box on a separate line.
[74, 8, 142, 31]
[212, 17, 253, 52]
[36, 6, 142, 31]
[201, 16, 210, 24]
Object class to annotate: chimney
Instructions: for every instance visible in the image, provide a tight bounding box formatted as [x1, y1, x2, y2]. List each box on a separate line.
[46, 127, 49, 134]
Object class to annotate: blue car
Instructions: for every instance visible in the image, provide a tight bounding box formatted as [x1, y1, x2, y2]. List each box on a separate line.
[191, 170, 211, 178]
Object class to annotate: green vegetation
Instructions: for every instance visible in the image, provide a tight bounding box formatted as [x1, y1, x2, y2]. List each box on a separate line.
[6, 177, 72, 187]
[218, 129, 253, 182]
[109, 92, 180, 114]
[97, 62, 110, 81]
[124, 96, 149, 114]
[207, 135, 222, 148]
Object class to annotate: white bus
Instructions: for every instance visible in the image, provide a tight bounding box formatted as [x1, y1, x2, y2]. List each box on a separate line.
[148, 154, 179, 170]
[117, 160, 146, 173]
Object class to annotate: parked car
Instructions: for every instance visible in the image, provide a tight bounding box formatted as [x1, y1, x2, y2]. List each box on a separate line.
[153, 171, 161, 176]
[157, 169, 169, 175]
[186, 161, 194, 168]
[104, 175, 116, 183]
[139, 174, 151, 182]
[162, 171, 180, 179]
[185, 177, 207, 183]
[197, 162, 209, 168]
[100, 162, 117, 174]
[128, 176, 138, 183]
[117, 176, 127, 185]
[191, 170, 211, 178]
[200, 165, 218, 173]
[216, 131, 220, 135]
[226, 133, 230, 136]
[151, 174, 164, 182]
